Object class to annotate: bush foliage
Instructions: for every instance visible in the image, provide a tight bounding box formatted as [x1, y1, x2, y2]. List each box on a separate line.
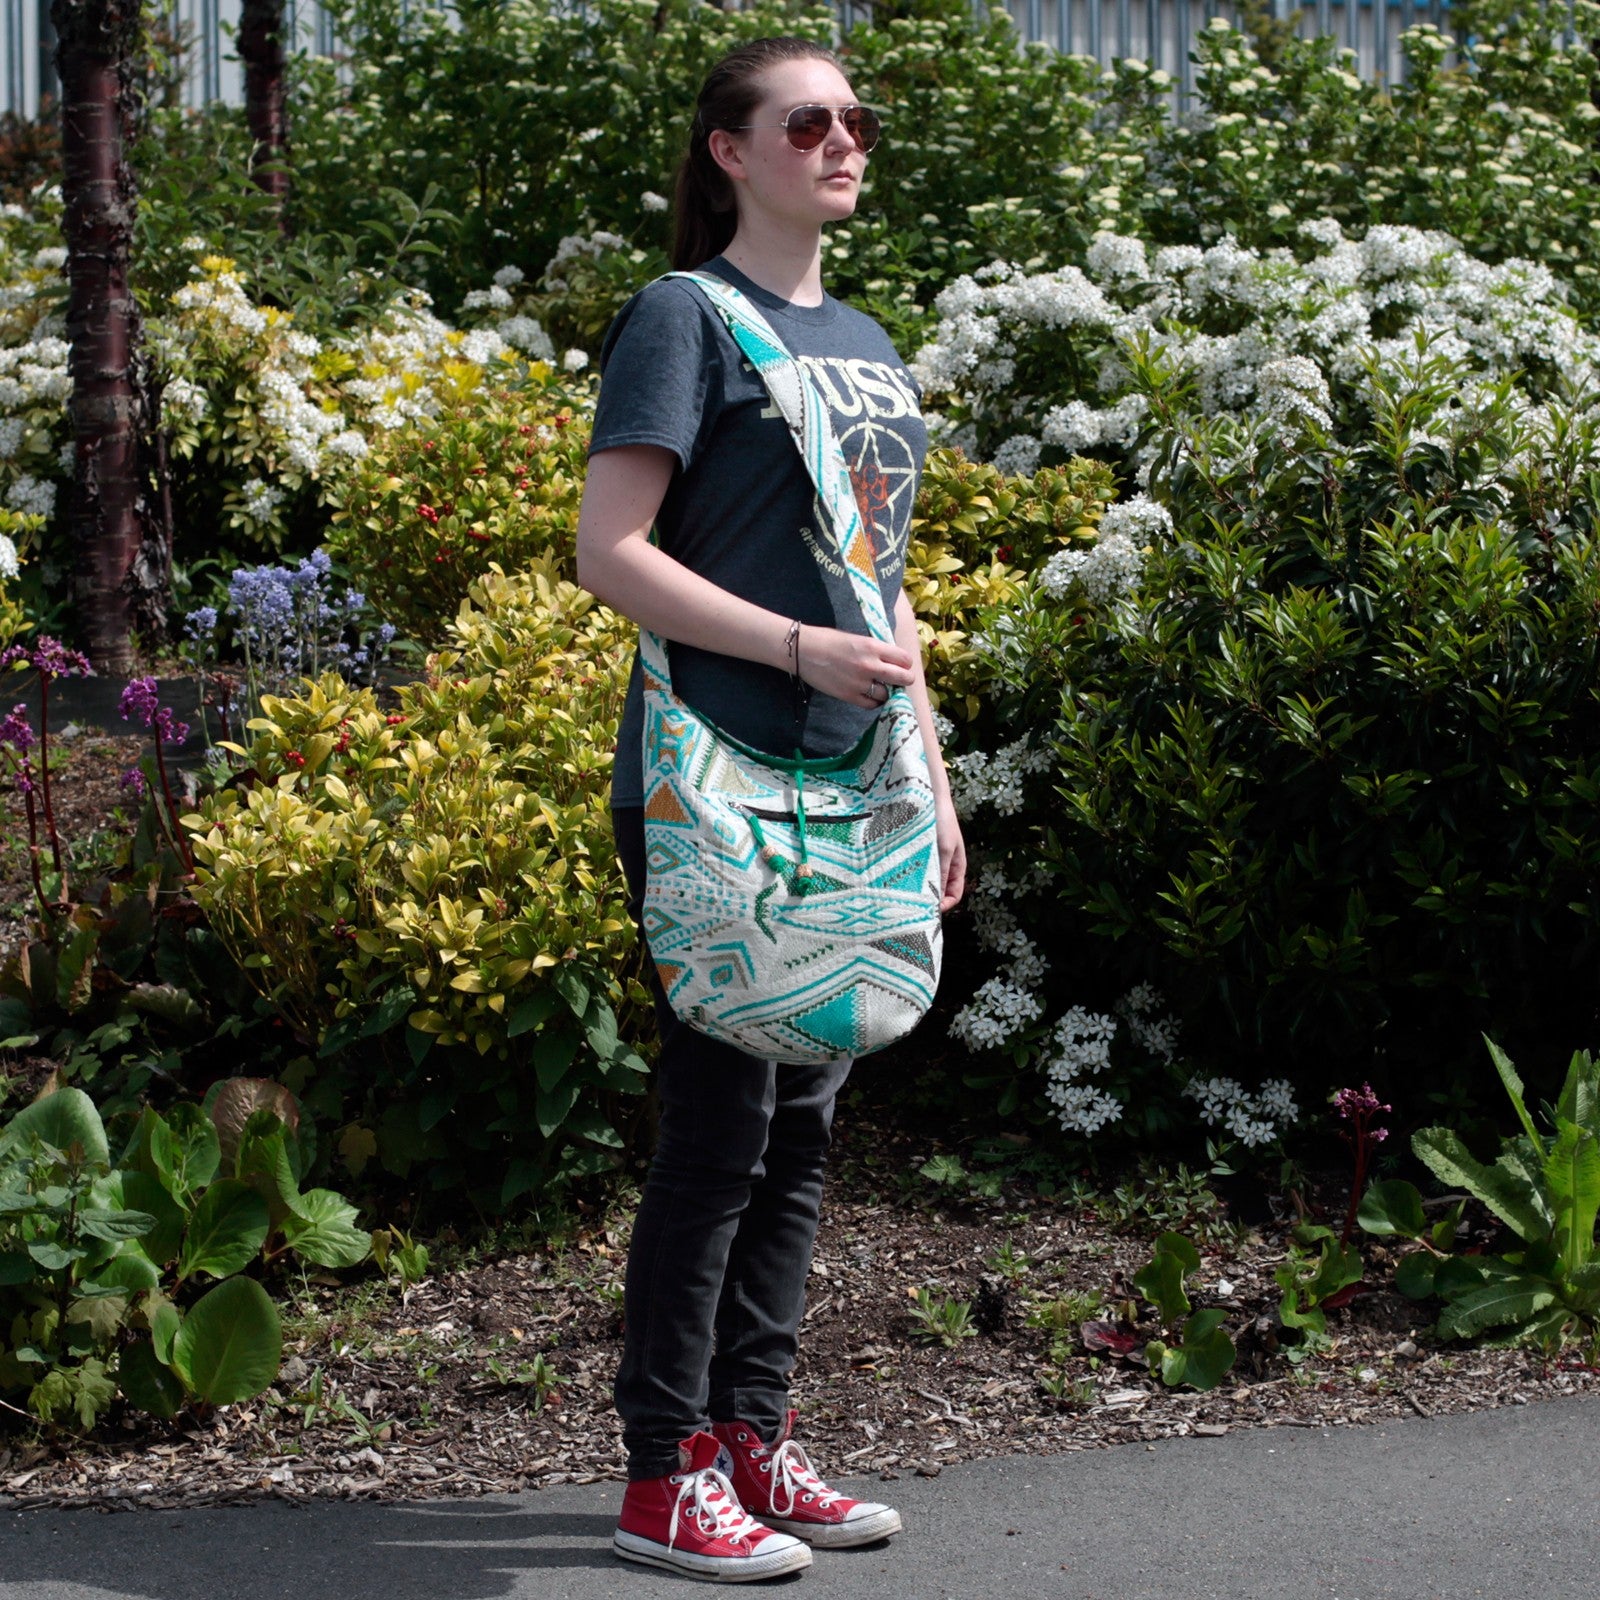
[183, 562, 648, 1210]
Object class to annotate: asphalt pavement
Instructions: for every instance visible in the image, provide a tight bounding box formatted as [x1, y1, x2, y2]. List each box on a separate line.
[1, 1391, 1594, 1599]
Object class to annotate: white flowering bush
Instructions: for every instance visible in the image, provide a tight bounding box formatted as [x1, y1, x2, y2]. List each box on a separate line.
[936, 235, 1600, 1134]
[912, 219, 1600, 477]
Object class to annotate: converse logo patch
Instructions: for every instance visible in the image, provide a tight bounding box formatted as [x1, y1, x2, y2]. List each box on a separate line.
[712, 1442, 736, 1479]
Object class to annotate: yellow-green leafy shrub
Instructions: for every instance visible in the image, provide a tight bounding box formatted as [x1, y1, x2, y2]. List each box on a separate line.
[182, 560, 643, 1209]
[905, 449, 1115, 720]
[324, 368, 591, 641]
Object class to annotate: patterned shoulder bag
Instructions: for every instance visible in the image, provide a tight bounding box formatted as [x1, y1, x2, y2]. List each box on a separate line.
[636, 271, 943, 1063]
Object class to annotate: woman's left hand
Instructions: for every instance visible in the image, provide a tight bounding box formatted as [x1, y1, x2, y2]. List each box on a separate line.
[934, 796, 966, 912]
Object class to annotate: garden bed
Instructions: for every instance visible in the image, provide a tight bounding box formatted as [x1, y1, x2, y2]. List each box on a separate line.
[0, 1111, 1593, 1514]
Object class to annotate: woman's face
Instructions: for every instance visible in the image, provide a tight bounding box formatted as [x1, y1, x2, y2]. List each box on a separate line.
[715, 57, 868, 233]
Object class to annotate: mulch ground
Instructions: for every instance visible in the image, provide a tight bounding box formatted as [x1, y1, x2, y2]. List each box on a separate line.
[0, 726, 147, 971]
[0, 1117, 1594, 1513]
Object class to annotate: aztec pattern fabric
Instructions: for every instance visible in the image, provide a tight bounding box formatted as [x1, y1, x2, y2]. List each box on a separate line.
[637, 273, 943, 1064]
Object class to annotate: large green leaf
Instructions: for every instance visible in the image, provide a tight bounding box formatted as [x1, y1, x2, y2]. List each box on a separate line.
[1156, 1309, 1236, 1390]
[1544, 1121, 1600, 1271]
[1436, 1277, 1556, 1340]
[119, 1171, 186, 1267]
[176, 1180, 270, 1281]
[147, 1290, 181, 1365]
[170, 1276, 281, 1406]
[1412, 1127, 1550, 1243]
[118, 1336, 185, 1420]
[76, 1207, 158, 1244]
[1394, 1250, 1438, 1300]
[280, 1189, 371, 1270]
[235, 1117, 303, 1229]
[1555, 1051, 1600, 1141]
[0, 1087, 108, 1167]
[149, 1105, 220, 1200]
[87, 1249, 161, 1295]
[1133, 1247, 1191, 1326]
[1358, 1178, 1427, 1238]
[1485, 1036, 1541, 1145]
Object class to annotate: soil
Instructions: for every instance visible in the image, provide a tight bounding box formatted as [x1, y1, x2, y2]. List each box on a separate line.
[0, 728, 148, 971]
[0, 1123, 1594, 1514]
[0, 741, 1596, 1514]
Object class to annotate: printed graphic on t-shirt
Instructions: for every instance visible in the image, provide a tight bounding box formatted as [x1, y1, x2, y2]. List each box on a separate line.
[751, 353, 921, 579]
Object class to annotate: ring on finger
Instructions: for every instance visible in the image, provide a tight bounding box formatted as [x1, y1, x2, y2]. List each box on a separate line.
[870, 679, 889, 703]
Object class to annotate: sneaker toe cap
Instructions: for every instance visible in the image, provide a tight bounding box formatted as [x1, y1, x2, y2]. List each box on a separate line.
[842, 1500, 894, 1522]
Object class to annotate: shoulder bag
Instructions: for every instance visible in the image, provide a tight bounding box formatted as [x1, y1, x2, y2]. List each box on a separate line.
[635, 270, 943, 1064]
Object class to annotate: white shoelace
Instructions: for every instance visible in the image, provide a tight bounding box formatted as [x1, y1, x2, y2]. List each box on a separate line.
[764, 1439, 846, 1518]
[669, 1467, 766, 1552]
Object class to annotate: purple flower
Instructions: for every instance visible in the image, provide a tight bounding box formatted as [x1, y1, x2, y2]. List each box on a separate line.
[121, 767, 147, 798]
[119, 677, 161, 729]
[184, 606, 219, 639]
[0, 704, 35, 752]
[30, 637, 93, 681]
[376, 622, 397, 647]
[1332, 1083, 1392, 1121]
[154, 707, 190, 747]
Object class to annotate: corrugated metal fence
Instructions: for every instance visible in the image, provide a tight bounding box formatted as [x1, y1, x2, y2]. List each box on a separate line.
[0, 0, 1579, 124]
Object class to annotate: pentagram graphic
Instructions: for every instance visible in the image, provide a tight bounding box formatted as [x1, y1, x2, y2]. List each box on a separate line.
[837, 415, 919, 576]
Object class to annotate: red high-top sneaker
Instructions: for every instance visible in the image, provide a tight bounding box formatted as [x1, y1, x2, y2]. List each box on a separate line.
[709, 1410, 903, 1549]
[613, 1429, 813, 1581]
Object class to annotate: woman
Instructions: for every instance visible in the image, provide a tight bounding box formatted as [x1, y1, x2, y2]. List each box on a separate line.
[576, 35, 965, 1582]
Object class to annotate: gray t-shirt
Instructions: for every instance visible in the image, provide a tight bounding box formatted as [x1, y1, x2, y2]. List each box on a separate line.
[589, 257, 928, 807]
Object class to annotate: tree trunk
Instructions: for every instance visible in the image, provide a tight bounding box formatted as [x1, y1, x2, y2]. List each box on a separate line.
[239, 0, 290, 224]
[51, 0, 153, 675]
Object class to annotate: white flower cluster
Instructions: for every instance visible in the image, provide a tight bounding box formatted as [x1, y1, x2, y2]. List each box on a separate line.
[641, 191, 670, 214]
[1182, 1074, 1300, 1147]
[946, 734, 1052, 819]
[5, 473, 54, 518]
[461, 284, 515, 312]
[499, 316, 557, 361]
[543, 230, 628, 287]
[1040, 1006, 1124, 1135]
[0, 532, 18, 580]
[949, 859, 1054, 1051]
[912, 223, 1600, 484]
[1116, 983, 1182, 1063]
[990, 433, 1042, 477]
[1038, 530, 1144, 603]
[238, 477, 284, 527]
[949, 976, 1044, 1051]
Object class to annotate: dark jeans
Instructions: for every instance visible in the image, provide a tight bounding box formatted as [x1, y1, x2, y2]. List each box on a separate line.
[611, 805, 853, 1481]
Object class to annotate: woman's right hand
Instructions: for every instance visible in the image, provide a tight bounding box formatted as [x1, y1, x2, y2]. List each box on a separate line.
[795, 624, 917, 710]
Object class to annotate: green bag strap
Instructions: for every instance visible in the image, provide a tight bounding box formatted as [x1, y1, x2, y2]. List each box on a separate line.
[637, 270, 894, 688]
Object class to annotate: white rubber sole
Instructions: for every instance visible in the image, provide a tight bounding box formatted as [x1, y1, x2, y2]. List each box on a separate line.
[612, 1528, 813, 1581]
[761, 1506, 904, 1548]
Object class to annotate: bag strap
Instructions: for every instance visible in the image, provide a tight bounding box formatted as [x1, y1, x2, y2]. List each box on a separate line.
[636, 270, 894, 691]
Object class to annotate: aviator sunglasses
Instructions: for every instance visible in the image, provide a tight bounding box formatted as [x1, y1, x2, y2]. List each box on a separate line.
[729, 103, 883, 155]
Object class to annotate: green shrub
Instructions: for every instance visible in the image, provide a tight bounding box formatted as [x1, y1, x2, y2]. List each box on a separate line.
[183, 562, 648, 1211]
[946, 334, 1600, 1133]
[904, 448, 1114, 722]
[325, 369, 592, 642]
[0, 1081, 368, 1429]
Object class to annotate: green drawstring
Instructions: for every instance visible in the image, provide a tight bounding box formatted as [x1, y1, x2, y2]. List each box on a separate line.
[745, 757, 814, 896]
[792, 752, 812, 889]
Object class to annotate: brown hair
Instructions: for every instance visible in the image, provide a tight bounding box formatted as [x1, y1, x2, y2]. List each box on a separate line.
[671, 36, 845, 271]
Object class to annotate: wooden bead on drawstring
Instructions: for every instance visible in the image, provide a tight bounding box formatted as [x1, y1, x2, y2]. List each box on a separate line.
[795, 862, 814, 881]
[760, 844, 781, 865]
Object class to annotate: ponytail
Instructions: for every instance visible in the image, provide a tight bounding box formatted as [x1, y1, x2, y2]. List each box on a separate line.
[670, 36, 844, 271]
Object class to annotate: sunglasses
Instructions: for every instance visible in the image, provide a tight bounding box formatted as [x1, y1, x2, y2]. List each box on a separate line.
[729, 103, 883, 155]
